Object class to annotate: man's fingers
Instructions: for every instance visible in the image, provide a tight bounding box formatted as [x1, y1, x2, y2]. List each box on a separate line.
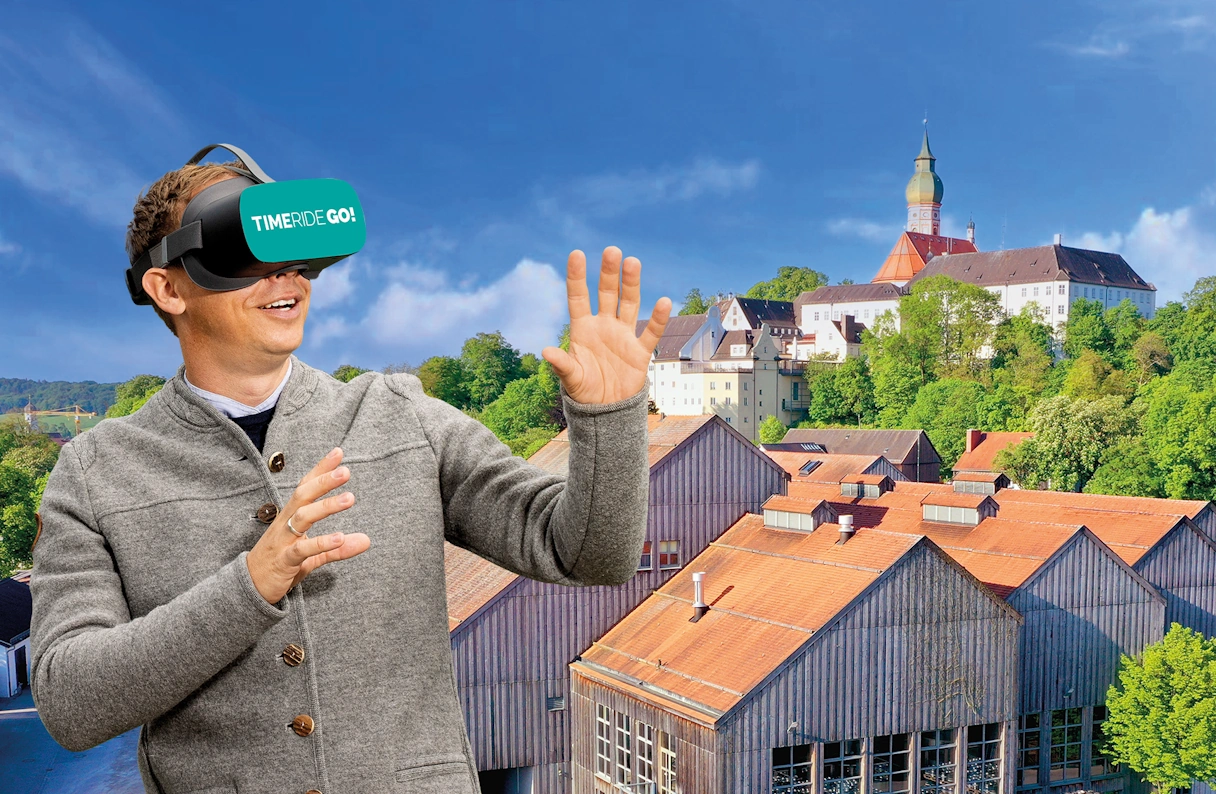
[286, 464, 351, 514]
[618, 256, 642, 327]
[596, 246, 622, 317]
[565, 250, 592, 321]
[637, 297, 674, 354]
[294, 532, 372, 578]
[288, 491, 355, 535]
[283, 448, 345, 513]
[542, 346, 580, 383]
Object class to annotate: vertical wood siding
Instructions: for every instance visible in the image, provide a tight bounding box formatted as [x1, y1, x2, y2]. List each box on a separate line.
[719, 542, 1021, 793]
[1008, 532, 1165, 714]
[1133, 523, 1216, 639]
[451, 419, 786, 792]
[569, 673, 720, 794]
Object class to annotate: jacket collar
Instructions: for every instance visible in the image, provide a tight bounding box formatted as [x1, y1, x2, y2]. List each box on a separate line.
[162, 354, 321, 429]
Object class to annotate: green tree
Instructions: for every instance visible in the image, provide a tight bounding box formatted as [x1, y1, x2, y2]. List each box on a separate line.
[1104, 623, 1216, 791]
[1063, 298, 1114, 360]
[861, 313, 923, 426]
[1174, 276, 1216, 366]
[1131, 332, 1172, 385]
[510, 426, 560, 458]
[804, 359, 848, 425]
[900, 378, 988, 473]
[758, 415, 787, 444]
[1, 440, 60, 480]
[0, 463, 38, 579]
[1063, 350, 1120, 399]
[416, 356, 469, 408]
[679, 288, 711, 316]
[1085, 438, 1165, 498]
[479, 366, 561, 442]
[745, 266, 829, 302]
[460, 331, 526, 411]
[106, 374, 167, 418]
[990, 309, 1054, 420]
[1002, 395, 1139, 492]
[897, 275, 1002, 381]
[1105, 300, 1145, 368]
[835, 356, 876, 426]
[1136, 365, 1216, 500]
[331, 365, 369, 383]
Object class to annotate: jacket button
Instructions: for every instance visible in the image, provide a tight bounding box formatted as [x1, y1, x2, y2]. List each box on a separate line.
[256, 503, 279, 524]
[291, 714, 314, 736]
[306, 790, 322, 794]
[268, 451, 286, 473]
[282, 643, 305, 666]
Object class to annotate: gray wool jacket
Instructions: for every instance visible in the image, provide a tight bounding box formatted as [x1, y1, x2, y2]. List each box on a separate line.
[29, 356, 650, 794]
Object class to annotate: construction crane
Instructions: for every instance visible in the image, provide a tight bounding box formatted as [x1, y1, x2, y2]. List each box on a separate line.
[23, 401, 98, 437]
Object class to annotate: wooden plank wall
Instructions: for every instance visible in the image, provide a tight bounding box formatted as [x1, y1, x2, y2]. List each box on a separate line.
[1134, 523, 1216, 639]
[569, 673, 720, 794]
[1009, 532, 1165, 715]
[452, 419, 786, 792]
[719, 541, 1021, 792]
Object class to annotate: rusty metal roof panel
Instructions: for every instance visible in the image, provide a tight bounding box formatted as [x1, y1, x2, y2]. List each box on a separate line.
[953, 432, 1034, 473]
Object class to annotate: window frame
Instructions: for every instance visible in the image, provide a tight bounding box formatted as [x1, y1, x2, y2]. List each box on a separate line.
[636, 721, 656, 786]
[1049, 708, 1083, 782]
[822, 738, 863, 794]
[659, 733, 678, 794]
[658, 540, 681, 570]
[1090, 706, 1119, 779]
[1016, 713, 1042, 789]
[638, 540, 653, 571]
[871, 733, 911, 794]
[595, 703, 613, 780]
[615, 712, 633, 786]
[966, 723, 1003, 794]
[920, 729, 958, 794]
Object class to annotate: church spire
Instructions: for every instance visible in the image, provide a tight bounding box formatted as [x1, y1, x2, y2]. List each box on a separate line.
[906, 126, 944, 235]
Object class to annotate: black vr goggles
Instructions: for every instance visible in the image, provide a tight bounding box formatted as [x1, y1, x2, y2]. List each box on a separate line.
[126, 143, 366, 305]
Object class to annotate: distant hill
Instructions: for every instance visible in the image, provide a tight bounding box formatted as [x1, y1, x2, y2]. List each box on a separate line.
[0, 378, 120, 415]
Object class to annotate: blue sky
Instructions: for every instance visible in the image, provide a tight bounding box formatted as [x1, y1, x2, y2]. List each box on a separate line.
[2, 0, 1214, 382]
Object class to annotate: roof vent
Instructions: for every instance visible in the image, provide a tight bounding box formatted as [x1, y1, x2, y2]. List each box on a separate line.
[1054, 233, 1063, 246]
[837, 514, 855, 544]
[690, 571, 709, 623]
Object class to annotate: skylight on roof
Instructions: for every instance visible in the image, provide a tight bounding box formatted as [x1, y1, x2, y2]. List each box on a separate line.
[799, 460, 822, 476]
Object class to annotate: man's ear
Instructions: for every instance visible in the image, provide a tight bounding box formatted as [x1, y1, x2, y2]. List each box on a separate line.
[142, 267, 188, 318]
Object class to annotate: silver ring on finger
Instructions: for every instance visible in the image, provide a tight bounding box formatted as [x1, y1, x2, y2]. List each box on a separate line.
[286, 515, 308, 537]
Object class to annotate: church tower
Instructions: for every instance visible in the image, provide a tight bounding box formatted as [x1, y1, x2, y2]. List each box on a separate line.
[905, 129, 944, 235]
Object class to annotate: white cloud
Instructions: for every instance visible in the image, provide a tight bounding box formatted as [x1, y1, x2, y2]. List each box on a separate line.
[1076, 206, 1216, 302]
[0, 231, 18, 255]
[827, 217, 904, 242]
[308, 259, 357, 310]
[1067, 38, 1131, 57]
[0, 14, 185, 227]
[331, 258, 568, 357]
[562, 158, 761, 217]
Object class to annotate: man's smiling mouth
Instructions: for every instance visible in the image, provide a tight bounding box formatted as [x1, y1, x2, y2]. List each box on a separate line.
[259, 298, 298, 312]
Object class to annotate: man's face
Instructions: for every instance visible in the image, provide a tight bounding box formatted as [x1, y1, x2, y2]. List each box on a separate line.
[172, 266, 311, 360]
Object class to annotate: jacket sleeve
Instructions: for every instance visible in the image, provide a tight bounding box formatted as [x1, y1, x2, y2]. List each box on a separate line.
[393, 374, 651, 587]
[28, 441, 292, 752]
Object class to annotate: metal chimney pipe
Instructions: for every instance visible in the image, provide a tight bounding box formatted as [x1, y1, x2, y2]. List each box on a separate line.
[838, 514, 855, 544]
[690, 571, 709, 622]
[1054, 233, 1063, 246]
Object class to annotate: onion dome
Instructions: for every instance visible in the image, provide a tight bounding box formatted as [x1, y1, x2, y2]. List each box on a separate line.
[905, 130, 944, 205]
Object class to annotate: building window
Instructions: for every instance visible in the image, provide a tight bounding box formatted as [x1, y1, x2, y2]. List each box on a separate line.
[1057, 304, 1065, 314]
[814, 312, 820, 321]
[864, 309, 871, 318]
[744, 416, 748, 423]
[744, 381, 749, 391]
[725, 397, 732, 405]
[744, 397, 748, 406]
[1033, 287, 1039, 296]
[1021, 288, 1027, 297]
[636, 722, 656, 786]
[659, 734, 678, 794]
[823, 739, 862, 794]
[792, 382, 800, 400]
[967, 723, 1002, 794]
[1049, 708, 1083, 782]
[872, 734, 910, 794]
[659, 540, 680, 569]
[834, 311, 840, 320]
[638, 540, 653, 570]
[710, 397, 717, 405]
[1017, 714, 1041, 787]
[710, 381, 717, 389]
[726, 417, 732, 423]
[1091, 706, 1119, 777]
[615, 713, 633, 785]
[920, 729, 957, 794]
[727, 382, 733, 390]
[596, 704, 613, 779]
[772, 744, 813, 794]
[1058, 284, 1066, 295]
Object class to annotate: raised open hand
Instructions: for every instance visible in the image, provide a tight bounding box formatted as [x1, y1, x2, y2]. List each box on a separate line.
[541, 247, 672, 405]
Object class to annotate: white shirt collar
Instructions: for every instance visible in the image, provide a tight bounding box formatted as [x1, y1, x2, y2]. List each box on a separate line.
[184, 359, 293, 419]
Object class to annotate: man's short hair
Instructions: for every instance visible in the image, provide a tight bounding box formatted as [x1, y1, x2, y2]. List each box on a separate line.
[126, 161, 243, 336]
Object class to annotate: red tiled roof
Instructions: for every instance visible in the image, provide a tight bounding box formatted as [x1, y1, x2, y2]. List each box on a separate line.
[953, 432, 1034, 474]
[762, 451, 884, 483]
[872, 232, 977, 283]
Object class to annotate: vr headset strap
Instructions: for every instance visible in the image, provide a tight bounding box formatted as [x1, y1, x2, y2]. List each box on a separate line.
[186, 143, 276, 185]
[125, 221, 205, 304]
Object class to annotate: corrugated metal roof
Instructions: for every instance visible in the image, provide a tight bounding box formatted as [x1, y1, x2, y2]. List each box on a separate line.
[446, 413, 721, 630]
[909, 244, 1153, 290]
[577, 515, 923, 716]
[780, 428, 941, 466]
[953, 432, 1034, 474]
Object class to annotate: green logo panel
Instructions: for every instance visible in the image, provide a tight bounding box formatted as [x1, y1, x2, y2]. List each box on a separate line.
[240, 179, 366, 263]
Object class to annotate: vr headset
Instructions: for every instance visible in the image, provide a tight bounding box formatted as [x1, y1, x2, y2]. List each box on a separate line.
[126, 143, 366, 305]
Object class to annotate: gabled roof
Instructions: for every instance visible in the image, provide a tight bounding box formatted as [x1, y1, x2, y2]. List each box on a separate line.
[446, 414, 756, 632]
[724, 297, 796, 328]
[794, 283, 906, 310]
[573, 515, 926, 719]
[780, 428, 941, 467]
[872, 232, 977, 284]
[0, 576, 31, 647]
[833, 315, 866, 343]
[908, 244, 1153, 290]
[761, 451, 885, 483]
[645, 313, 707, 360]
[711, 330, 756, 360]
[953, 432, 1034, 474]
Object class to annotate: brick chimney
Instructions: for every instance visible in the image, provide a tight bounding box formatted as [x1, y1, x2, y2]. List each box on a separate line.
[965, 429, 982, 454]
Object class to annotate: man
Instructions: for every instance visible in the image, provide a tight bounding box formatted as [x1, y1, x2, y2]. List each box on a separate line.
[29, 154, 671, 794]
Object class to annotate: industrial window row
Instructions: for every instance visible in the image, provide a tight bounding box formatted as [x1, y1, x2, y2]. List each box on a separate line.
[1016, 706, 1119, 788]
[637, 540, 682, 572]
[595, 703, 677, 793]
[771, 724, 1001, 794]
